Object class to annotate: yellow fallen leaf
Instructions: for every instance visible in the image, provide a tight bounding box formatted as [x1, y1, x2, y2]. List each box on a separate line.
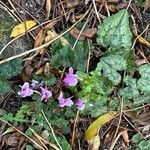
[137, 36, 150, 47]
[10, 20, 37, 37]
[87, 134, 100, 150]
[85, 111, 118, 141]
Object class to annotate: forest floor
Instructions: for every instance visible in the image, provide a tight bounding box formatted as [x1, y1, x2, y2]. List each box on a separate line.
[0, 0, 150, 150]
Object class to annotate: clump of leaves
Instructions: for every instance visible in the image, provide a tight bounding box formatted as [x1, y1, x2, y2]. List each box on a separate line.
[50, 33, 90, 72]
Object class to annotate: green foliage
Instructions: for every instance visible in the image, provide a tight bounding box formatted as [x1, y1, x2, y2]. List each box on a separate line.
[97, 9, 132, 49]
[33, 74, 56, 86]
[0, 58, 22, 78]
[131, 134, 150, 150]
[0, 58, 22, 94]
[50, 33, 90, 71]
[119, 64, 150, 107]
[26, 145, 33, 150]
[0, 76, 11, 94]
[137, 64, 150, 94]
[99, 54, 126, 85]
[120, 76, 139, 99]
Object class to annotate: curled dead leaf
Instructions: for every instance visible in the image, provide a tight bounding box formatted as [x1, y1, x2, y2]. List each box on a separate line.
[70, 27, 97, 39]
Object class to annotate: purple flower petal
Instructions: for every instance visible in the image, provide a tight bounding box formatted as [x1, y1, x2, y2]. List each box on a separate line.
[64, 98, 74, 107]
[58, 92, 74, 107]
[63, 67, 78, 86]
[18, 82, 33, 97]
[76, 99, 85, 110]
[40, 87, 52, 101]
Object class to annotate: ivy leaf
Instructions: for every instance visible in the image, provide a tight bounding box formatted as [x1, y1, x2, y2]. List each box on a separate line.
[119, 76, 139, 99]
[97, 9, 132, 49]
[99, 54, 126, 85]
[0, 58, 22, 79]
[137, 64, 150, 94]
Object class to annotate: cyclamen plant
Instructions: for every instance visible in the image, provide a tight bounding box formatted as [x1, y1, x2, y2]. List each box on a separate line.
[18, 67, 85, 110]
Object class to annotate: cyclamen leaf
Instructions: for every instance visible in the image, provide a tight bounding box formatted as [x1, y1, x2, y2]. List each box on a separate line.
[137, 64, 150, 94]
[119, 76, 139, 99]
[0, 76, 11, 94]
[97, 9, 132, 49]
[50, 33, 89, 71]
[0, 58, 22, 79]
[99, 54, 126, 85]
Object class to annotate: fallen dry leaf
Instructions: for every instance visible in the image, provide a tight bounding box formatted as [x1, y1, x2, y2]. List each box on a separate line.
[46, 0, 51, 18]
[70, 27, 97, 39]
[137, 35, 150, 47]
[87, 135, 100, 150]
[34, 29, 46, 48]
[144, 0, 150, 13]
[10, 20, 37, 37]
[45, 30, 69, 46]
[44, 19, 59, 30]
[85, 111, 118, 141]
[121, 130, 130, 146]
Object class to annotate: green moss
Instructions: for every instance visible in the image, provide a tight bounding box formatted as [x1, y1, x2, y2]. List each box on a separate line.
[0, 20, 10, 38]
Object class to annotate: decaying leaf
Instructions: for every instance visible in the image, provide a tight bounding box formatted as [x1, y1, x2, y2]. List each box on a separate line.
[87, 135, 100, 150]
[10, 20, 37, 37]
[34, 29, 46, 48]
[70, 27, 97, 39]
[137, 36, 150, 47]
[85, 111, 118, 141]
[45, 30, 69, 46]
[46, 0, 51, 18]
[121, 130, 130, 146]
[144, 0, 150, 13]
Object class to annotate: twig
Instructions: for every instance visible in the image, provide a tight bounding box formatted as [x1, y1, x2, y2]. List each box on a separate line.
[126, 0, 132, 10]
[131, 24, 149, 50]
[109, 130, 126, 150]
[113, 97, 123, 139]
[0, 10, 89, 65]
[72, 8, 92, 50]
[0, 118, 45, 150]
[29, 127, 60, 150]
[92, 0, 101, 23]
[71, 110, 79, 150]
[41, 110, 63, 150]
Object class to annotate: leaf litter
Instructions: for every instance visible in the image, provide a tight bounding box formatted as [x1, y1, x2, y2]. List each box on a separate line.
[0, 0, 150, 149]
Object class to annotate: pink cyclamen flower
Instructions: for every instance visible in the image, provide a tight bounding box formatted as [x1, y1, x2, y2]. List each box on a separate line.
[58, 92, 74, 107]
[63, 67, 78, 86]
[18, 82, 33, 97]
[76, 99, 85, 110]
[40, 87, 52, 101]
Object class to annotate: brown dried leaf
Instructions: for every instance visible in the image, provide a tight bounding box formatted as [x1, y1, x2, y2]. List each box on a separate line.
[46, 0, 51, 18]
[121, 130, 129, 146]
[34, 29, 46, 48]
[70, 27, 97, 39]
[144, 0, 150, 13]
[44, 19, 59, 30]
